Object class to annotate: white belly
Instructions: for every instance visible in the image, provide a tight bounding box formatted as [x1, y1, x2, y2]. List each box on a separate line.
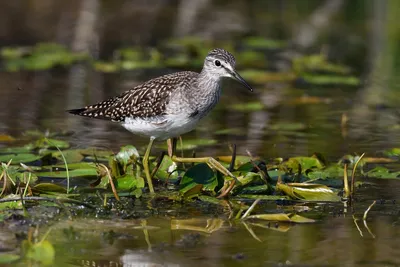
[122, 113, 201, 140]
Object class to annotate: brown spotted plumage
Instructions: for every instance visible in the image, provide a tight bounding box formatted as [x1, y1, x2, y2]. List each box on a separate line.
[68, 71, 198, 122]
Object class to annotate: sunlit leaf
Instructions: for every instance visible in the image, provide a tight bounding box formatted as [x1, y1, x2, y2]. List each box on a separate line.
[154, 155, 180, 182]
[276, 182, 341, 202]
[0, 194, 23, 210]
[217, 155, 253, 169]
[115, 174, 145, 191]
[383, 148, 400, 157]
[182, 184, 203, 199]
[115, 145, 139, 166]
[283, 156, 324, 173]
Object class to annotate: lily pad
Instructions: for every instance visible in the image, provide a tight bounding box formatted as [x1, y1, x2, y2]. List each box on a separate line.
[0, 153, 44, 164]
[37, 168, 98, 179]
[180, 163, 220, 194]
[366, 166, 400, 179]
[276, 182, 341, 202]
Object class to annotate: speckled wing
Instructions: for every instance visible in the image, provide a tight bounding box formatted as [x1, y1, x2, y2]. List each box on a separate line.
[68, 71, 198, 122]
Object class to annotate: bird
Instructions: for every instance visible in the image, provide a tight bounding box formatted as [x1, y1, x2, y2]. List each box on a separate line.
[68, 48, 253, 193]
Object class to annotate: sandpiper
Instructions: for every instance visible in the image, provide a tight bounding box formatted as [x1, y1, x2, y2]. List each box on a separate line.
[68, 48, 253, 193]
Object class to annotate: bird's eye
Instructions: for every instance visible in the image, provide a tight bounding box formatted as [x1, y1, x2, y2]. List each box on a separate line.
[214, 60, 221, 67]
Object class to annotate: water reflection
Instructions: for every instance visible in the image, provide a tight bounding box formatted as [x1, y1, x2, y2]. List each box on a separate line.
[42, 184, 400, 267]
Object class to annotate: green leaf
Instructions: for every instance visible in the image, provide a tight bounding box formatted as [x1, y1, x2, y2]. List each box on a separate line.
[52, 149, 84, 163]
[115, 145, 140, 166]
[383, 148, 400, 157]
[179, 163, 219, 194]
[276, 183, 341, 202]
[283, 157, 324, 173]
[37, 168, 98, 179]
[366, 166, 400, 179]
[32, 183, 67, 194]
[0, 153, 43, 164]
[154, 155, 180, 182]
[116, 174, 145, 191]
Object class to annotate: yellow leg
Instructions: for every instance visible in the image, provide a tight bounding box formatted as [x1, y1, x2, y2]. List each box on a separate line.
[143, 137, 155, 193]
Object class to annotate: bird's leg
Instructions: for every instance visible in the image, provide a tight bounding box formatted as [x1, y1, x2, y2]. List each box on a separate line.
[168, 137, 237, 197]
[143, 137, 155, 193]
[167, 137, 177, 158]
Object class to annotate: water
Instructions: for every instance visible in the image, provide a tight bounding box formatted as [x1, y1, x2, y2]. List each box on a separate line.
[1, 1, 400, 266]
[35, 180, 400, 266]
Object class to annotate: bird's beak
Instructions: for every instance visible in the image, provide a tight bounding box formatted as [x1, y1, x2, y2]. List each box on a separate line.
[231, 70, 253, 92]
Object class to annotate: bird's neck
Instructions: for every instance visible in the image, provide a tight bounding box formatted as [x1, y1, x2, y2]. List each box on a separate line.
[197, 69, 222, 95]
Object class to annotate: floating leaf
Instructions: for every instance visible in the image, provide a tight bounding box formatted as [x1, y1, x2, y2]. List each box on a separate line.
[383, 148, 400, 157]
[283, 156, 324, 173]
[32, 183, 67, 194]
[366, 166, 400, 179]
[37, 168, 98, 179]
[0, 153, 43, 164]
[180, 163, 220, 194]
[276, 183, 341, 202]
